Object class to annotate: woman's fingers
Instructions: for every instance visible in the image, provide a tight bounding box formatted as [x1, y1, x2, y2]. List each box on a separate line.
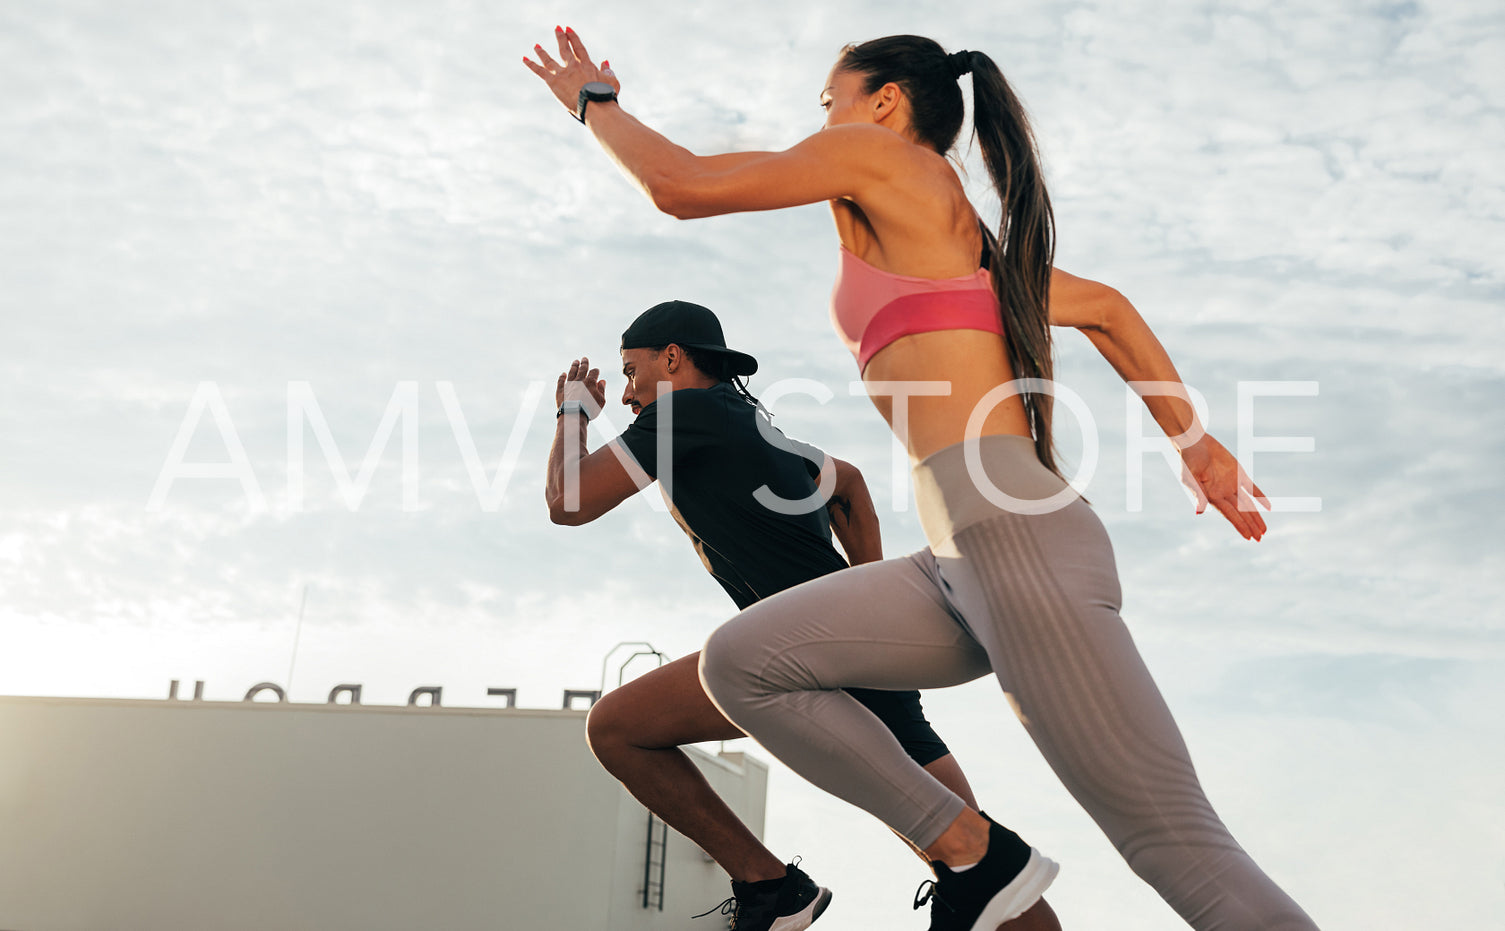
[1236, 497, 1259, 539]
[1233, 470, 1269, 538]
[562, 26, 594, 67]
[524, 28, 610, 112]
[532, 42, 561, 71]
[554, 26, 595, 68]
[1209, 497, 1244, 538]
[554, 26, 575, 63]
[1249, 478, 1271, 511]
[1216, 495, 1255, 540]
[1222, 486, 1257, 538]
[1245, 504, 1267, 539]
[1210, 487, 1258, 538]
[1191, 460, 1269, 539]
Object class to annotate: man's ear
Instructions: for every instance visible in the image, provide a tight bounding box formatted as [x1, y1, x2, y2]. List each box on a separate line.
[663, 343, 681, 373]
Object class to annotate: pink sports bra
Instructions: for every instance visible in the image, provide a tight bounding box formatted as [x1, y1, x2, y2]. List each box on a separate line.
[830, 245, 1003, 371]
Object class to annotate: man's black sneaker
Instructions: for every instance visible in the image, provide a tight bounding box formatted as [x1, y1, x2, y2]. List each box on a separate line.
[912, 814, 1058, 931]
[693, 860, 833, 931]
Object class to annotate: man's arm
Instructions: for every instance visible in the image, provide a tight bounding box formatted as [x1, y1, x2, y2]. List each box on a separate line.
[544, 358, 648, 526]
[823, 456, 882, 565]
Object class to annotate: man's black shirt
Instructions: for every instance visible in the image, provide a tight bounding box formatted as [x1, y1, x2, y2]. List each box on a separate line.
[615, 383, 848, 609]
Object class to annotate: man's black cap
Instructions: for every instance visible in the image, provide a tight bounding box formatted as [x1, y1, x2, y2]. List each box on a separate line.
[620, 300, 758, 376]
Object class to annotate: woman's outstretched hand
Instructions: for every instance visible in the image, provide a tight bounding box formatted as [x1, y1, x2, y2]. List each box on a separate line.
[1178, 435, 1271, 541]
[522, 26, 620, 116]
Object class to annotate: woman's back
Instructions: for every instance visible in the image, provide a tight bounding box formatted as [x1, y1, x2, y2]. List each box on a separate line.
[829, 154, 1034, 460]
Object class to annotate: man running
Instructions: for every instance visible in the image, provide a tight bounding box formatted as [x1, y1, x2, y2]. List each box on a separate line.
[544, 300, 1058, 931]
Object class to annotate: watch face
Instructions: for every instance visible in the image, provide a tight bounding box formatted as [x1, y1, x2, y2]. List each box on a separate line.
[582, 81, 616, 98]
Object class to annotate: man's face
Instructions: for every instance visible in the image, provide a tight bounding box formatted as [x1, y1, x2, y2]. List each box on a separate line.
[619, 347, 668, 416]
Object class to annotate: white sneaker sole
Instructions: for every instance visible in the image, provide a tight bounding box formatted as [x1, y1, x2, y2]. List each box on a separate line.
[969, 848, 1059, 931]
[769, 886, 833, 931]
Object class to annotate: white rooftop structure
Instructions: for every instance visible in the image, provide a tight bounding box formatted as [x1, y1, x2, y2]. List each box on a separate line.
[0, 692, 768, 931]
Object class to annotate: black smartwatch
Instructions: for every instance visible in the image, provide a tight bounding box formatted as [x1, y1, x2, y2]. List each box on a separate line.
[575, 81, 618, 124]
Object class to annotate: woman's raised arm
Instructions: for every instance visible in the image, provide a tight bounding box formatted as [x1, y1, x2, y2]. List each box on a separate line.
[524, 27, 896, 218]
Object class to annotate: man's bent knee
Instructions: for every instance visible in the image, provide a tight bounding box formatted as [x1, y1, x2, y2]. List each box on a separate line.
[584, 693, 629, 760]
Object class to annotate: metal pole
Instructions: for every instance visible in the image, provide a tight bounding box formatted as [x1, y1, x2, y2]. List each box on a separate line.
[286, 584, 309, 695]
[642, 813, 655, 909]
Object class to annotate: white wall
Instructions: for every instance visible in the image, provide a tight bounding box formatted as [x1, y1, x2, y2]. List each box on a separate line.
[0, 696, 767, 931]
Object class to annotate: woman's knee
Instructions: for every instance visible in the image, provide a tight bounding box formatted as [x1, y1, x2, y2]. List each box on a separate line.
[697, 625, 740, 710]
[699, 620, 773, 717]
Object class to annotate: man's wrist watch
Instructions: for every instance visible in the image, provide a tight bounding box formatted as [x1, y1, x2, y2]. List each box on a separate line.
[557, 399, 592, 420]
[575, 81, 618, 124]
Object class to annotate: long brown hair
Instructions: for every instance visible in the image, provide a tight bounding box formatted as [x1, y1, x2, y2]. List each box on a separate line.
[837, 36, 1060, 474]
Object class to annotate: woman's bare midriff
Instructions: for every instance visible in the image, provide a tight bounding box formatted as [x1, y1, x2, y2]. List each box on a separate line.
[859, 328, 1034, 462]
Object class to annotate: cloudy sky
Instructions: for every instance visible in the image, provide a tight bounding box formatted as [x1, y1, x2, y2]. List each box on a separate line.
[2, 0, 1502, 927]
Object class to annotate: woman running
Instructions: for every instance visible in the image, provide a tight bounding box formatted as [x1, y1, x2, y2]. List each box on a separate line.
[525, 28, 1318, 931]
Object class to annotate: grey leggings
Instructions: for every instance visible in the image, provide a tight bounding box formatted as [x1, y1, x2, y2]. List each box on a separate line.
[699, 435, 1317, 930]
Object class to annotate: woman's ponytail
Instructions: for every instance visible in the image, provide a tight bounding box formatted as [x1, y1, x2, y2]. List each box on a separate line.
[967, 51, 1060, 476]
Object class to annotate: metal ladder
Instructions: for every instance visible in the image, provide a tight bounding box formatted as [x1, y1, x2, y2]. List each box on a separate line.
[642, 811, 669, 911]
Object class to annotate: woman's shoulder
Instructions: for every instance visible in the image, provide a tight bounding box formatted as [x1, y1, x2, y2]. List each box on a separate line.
[813, 123, 905, 145]
[799, 124, 934, 171]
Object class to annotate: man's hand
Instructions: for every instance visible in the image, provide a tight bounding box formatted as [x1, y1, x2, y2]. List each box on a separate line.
[556, 356, 606, 418]
[546, 354, 643, 525]
[522, 26, 620, 116]
[1178, 434, 1271, 541]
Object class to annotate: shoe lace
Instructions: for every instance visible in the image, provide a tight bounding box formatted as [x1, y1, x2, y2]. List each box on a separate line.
[913, 879, 955, 913]
[693, 860, 804, 928]
[691, 896, 739, 925]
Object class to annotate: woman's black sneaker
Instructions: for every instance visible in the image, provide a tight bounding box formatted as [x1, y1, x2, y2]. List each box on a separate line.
[912, 814, 1058, 931]
[693, 860, 833, 931]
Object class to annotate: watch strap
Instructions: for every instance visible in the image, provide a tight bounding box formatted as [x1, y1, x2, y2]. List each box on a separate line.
[575, 82, 617, 124]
